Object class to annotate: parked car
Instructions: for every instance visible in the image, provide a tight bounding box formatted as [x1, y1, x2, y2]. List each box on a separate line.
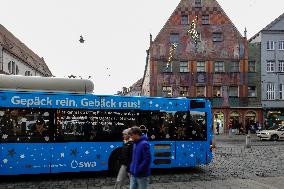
[257, 125, 284, 141]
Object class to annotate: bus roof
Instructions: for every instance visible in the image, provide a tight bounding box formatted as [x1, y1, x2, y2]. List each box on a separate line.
[0, 74, 94, 94]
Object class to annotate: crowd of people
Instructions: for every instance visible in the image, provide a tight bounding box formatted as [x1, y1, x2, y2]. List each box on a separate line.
[215, 119, 265, 135]
[228, 120, 262, 135]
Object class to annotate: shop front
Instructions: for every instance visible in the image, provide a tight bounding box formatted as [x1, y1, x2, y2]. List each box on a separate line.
[213, 111, 225, 134]
[264, 109, 284, 128]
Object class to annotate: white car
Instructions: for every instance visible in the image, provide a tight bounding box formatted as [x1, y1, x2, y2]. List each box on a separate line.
[257, 125, 284, 141]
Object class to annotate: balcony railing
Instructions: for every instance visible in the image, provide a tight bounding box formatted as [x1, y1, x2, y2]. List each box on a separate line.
[207, 97, 261, 108]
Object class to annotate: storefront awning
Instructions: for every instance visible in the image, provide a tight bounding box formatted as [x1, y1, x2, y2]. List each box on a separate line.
[276, 116, 284, 121]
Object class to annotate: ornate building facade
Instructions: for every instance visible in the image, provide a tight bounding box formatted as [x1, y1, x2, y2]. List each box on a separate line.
[142, 0, 262, 133]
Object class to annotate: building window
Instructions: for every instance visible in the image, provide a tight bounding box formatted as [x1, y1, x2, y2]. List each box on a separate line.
[213, 32, 223, 42]
[16, 65, 19, 75]
[202, 15, 209, 25]
[248, 86, 257, 97]
[279, 60, 284, 72]
[213, 86, 222, 97]
[181, 15, 188, 25]
[179, 61, 189, 72]
[25, 71, 32, 76]
[162, 63, 172, 73]
[214, 62, 225, 72]
[230, 62, 240, 72]
[229, 86, 239, 97]
[279, 41, 284, 50]
[248, 61, 256, 72]
[267, 61, 275, 72]
[180, 86, 189, 97]
[267, 41, 275, 50]
[162, 86, 172, 97]
[170, 33, 179, 44]
[197, 62, 206, 72]
[8, 61, 18, 75]
[196, 86, 206, 97]
[195, 0, 202, 7]
[280, 84, 284, 100]
[267, 83, 275, 100]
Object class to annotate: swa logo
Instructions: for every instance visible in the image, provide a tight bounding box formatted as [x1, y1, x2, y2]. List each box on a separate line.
[71, 160, 97, 169]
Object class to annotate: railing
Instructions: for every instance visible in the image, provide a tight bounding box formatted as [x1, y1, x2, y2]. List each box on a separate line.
[207, 97, 261, 108]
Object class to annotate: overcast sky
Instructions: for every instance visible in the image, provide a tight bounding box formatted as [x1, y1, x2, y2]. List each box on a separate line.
[1, 0, 283, 94]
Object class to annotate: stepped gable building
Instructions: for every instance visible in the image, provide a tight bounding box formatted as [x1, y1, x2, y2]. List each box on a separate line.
[142, 0, 262, 133]
[117, 78, 142, 96]
[250, 13, 284, 127]
[0, 24, 52, 77]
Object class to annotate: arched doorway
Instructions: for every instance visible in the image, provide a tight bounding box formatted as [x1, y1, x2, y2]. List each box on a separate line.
[229, 111, 241, 134]
[245, 111, 257, 131]
[213, 112, 224, 134]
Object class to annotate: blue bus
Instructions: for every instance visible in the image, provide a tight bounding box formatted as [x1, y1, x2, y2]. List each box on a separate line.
[0, 88, 212, 175]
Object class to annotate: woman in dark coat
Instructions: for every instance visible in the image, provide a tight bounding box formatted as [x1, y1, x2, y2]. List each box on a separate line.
[114, 128, 133, 189]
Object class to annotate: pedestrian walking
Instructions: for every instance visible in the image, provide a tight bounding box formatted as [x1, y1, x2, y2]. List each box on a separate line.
[129, 126, 151, 189]
[114, 128, 133, 189]
[216, 122, 220, 135]
[228, 119, 233, 137]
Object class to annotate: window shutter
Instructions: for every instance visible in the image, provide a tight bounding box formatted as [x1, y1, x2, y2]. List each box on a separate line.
[8, 61, 11, 73]
[16, 65, 19, 75]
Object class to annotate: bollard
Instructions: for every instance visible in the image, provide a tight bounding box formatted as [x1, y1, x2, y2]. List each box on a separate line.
[212, 134, 217, 148]
[245, 134, 251, 148]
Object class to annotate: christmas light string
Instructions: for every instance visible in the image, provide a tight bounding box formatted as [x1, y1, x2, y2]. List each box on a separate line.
[187, 16, 200, 44]
[166, 16, 200, 68]
[167, 43, 178, 68]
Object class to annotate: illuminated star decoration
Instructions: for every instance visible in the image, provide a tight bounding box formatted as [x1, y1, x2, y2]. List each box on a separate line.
[187, 16, 200, 44]
[3, 159, 8, 164]
[167, 43, 178, 68]
[2, 134, 8, 140]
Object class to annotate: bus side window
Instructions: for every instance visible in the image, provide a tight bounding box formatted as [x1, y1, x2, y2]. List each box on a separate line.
[189, 111, 207, 141]
[98, 110, 140, 142]
[54, 109, 98, 142]
[174, 112, 188, 140]
[148, 111, 161, 140]
[148, 111, 175, 141]
[0, 108, 52, 143]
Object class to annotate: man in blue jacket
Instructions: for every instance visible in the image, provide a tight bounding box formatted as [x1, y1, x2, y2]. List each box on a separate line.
[129, 126, 151, 189]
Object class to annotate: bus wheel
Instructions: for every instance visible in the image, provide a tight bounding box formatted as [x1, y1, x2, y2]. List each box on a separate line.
[108, 148, 122, 175]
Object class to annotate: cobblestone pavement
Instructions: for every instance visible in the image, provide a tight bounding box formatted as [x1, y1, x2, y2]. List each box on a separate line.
[0, 135, 284, 188]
